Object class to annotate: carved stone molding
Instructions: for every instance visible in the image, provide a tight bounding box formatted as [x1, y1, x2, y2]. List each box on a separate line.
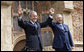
[1, 1, 12, 6]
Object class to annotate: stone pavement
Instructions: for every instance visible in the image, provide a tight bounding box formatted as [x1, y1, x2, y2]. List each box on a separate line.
[43, 46, 83, 51]
[72, 47, 83, 51]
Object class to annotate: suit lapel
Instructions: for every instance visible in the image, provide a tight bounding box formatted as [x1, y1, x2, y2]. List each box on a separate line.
[55, 24, 63, 30]
[55, 23, 67, 32]
[62, 24, 68, 32]
[29, 20, 40, 31]
[36, 21, 40, 31]
[29, 21, 34, 26]
[28, 21, 36, 31]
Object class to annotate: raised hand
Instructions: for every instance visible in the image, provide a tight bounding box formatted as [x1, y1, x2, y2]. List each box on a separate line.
[49, 8, 55, 15]
[17, 5, 23, 17]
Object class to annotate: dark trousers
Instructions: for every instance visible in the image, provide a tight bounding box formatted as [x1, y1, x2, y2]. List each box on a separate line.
[54, 43, 71, 51]
[55, 47, 68, 51]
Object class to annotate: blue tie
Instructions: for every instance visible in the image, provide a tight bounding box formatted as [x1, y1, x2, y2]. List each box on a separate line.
[59, 24, 64, 30]
[34, 23, 37, 29]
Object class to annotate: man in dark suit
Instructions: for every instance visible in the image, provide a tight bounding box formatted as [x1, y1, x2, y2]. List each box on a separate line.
[17, 6, 54, 51]
[48, 13, 75, 51]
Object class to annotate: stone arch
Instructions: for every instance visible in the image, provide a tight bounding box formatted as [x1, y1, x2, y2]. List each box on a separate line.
[13, 34, 26, 51]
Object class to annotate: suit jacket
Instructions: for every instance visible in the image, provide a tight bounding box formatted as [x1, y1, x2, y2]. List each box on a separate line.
[48, 17, 74, 50]
[18, 17, 50, 50]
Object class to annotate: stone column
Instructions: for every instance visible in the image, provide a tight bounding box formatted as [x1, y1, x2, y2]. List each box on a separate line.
[63, 1, 74, 41]
[63, 11, 74, 40]
[1, 1, 13, 51]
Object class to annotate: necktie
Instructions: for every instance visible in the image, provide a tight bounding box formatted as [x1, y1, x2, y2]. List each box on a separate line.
[34, 23, 38, 29]
[59, 24, 64, 30]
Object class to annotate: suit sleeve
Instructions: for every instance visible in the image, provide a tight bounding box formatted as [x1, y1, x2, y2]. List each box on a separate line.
[67, 26, 75, 47]
[18, 17, 27, 29]
[40, 16, 53, 28]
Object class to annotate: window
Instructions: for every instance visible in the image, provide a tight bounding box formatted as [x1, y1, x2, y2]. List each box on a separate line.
[42, 14, 49, 22]
[41, 31, 52, 46]
[12, 1, 36, 32]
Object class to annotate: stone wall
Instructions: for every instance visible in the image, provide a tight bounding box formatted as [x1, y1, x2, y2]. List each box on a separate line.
[71, 1, 83, 42]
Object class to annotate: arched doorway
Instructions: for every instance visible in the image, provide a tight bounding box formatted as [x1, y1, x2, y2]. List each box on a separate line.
[13, 39, 26, 51]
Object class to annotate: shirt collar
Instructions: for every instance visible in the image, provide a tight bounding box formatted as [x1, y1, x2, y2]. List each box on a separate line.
[30, 20, 35, 25]
[59, 24, 62, 25]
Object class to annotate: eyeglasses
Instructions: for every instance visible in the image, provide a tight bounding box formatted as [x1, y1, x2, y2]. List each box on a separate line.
[56, 17, 63, 18]
[32, 15, 38, 17]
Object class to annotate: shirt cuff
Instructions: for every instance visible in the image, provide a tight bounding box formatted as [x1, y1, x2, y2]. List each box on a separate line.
[49, 15, 53, 19]
[18, 17, 22, 20]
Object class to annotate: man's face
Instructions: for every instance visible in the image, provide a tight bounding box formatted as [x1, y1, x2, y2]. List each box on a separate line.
[30, 12, 38, 22]
[55, 14, 63, 24]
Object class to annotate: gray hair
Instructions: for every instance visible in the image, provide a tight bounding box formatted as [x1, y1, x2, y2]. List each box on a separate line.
[55, 13, 64, 23]
[29, 11, 37, 17]
[55, 13, 63, 18]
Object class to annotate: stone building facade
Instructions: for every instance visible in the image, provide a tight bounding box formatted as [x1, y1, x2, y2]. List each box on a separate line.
[71, 1, 83, 42]
[1, 1, 83, 51]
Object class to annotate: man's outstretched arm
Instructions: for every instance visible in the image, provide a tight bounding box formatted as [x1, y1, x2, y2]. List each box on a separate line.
[67, 26, 75, 49]
[17, 5, 26, 29]
[40, 8, 54, 28]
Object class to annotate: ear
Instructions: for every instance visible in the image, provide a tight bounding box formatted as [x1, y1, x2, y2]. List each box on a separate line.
[30, 14, 31, 17]
[62, 19, 64, 23]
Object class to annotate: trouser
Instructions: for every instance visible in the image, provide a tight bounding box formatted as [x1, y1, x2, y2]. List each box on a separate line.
[54, 43, 71, 51]
[55, 46, 68, 51]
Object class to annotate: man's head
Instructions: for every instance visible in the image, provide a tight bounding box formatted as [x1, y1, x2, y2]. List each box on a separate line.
[29, 11, 38, 22]
[55, 14, 63, 24]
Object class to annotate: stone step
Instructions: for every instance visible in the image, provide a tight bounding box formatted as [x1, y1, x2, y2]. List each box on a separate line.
[74, 41, 83, 47]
